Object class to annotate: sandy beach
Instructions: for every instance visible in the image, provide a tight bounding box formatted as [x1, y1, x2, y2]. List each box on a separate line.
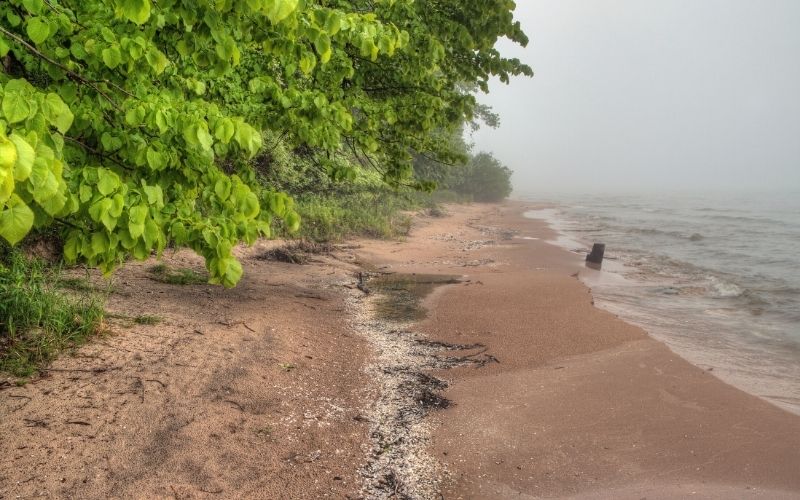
[2, 201, 800, 498]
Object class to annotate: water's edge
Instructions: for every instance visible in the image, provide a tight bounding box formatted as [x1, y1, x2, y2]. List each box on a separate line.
[522, 206, 800, 416]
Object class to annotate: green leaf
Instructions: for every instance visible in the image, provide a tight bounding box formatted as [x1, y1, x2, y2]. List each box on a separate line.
[29, 157, 59, 202]
[78, 184, 92, 203]
[324, 11, 342, 35]
[214, 256, 243, 288]
[97, 169, 120, 195]
[9, 134, 35, 181]
[214, 178, 232, 200]
[0, 37, 10, 58]
[102, 46, 123, 69]
[110, 193, 125, 217]
[196, 123, 213, 151]
[26, 17, 51, 45]
[119, 0, 151, 25]
[214, 119, 235, 144]
[154, 110, 169, 133]
[146, 147, 167, 170]
[119, 229, 136, 249]
[145, 47, 169, 74]
[239, 191, 260, 219]
[63, 233, 80, 262]
[39, 190, 66, 216]
[90, 231, 108, 257]
[265, 0, 298, 24]
[142, 218, 159, 247]
[284, 211, 300, 233]
[299, 53, 316, 74]
[170, 221, 187, 242]
[43, 93, 74, 133]
[2, 94, 31, 124]
[128, 204, 148, 238]
[183, 122, 213, 150]
[22, 0, 44, 15]
[132, 239, 149, 260]
[142, 184, 163, 206]
[0, 135, 17, 173]
[88, 197, 112, 223]
[100, 211, 117, 231]
[233, 121, 262, 158]
[314, 34, 331, 64]
[0, 170, 14, 204]
[125, 106, 145, 126]
[0, 195, 34, 245]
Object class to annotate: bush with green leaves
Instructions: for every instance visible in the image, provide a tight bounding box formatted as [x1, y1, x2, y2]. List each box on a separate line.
[0, 0, 530, 286]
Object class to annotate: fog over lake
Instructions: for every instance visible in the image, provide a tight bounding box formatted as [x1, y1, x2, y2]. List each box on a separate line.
[471, 0, 800, 194]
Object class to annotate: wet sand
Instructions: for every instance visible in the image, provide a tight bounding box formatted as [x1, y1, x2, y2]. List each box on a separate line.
[355, 201, 800, 499]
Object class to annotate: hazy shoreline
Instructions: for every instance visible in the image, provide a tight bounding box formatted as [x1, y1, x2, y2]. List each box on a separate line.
[355, 200, 800, 498]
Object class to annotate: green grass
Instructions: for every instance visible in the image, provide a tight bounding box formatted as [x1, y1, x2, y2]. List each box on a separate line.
[0, 251, 104, 377]
[295, 190, 423, 242]
[55, 276, 116, 294]
[148, 263, 207, 285]
[133, 314, 162, 325]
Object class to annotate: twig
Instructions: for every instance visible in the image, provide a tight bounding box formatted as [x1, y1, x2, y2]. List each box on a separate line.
[63, 136, 132, 171]
[224, 399, 244, 412]
[42, 366, 120, 373]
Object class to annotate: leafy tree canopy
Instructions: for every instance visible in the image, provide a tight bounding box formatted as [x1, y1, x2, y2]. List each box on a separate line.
[0, 0, 530, 286]
[451, 151, 513, 202]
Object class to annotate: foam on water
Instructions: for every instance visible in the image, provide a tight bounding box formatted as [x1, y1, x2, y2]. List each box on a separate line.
[522, 191, 800, 414]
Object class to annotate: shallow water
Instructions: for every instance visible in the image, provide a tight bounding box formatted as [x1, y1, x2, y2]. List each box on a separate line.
[521, 191, 800, 414]
[368, 273, 462, 322]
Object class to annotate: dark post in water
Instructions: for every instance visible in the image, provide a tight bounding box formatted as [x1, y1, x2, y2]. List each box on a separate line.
[586, 243, 605, 268]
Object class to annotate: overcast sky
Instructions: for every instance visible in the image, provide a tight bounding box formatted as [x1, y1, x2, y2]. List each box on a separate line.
[470, 0, 800, 194]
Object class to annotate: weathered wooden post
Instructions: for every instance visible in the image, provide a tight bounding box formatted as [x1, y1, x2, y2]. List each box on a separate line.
[585, 243, 605, 268]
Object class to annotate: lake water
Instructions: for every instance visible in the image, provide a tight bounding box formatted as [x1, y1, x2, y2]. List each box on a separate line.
[521, 191, 800, 414]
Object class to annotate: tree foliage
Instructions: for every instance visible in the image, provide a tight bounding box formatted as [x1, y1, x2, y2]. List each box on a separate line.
[0, 0, 530, 286]
[449, 152, 513, 202]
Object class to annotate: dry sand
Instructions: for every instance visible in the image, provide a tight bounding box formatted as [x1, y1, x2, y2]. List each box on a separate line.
[2, 201, 800, 499]
[0, 242, 374, 498]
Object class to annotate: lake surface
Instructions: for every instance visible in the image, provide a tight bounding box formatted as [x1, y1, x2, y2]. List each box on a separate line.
[521, 191, 800, 414]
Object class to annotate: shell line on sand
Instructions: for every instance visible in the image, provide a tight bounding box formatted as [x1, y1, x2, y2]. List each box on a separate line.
[344, 273, 498, 499]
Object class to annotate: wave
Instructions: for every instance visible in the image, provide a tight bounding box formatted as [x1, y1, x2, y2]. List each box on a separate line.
[709, 279, 745, 298]
[703, 214, 790, 226]
[624, 227, 706, 242]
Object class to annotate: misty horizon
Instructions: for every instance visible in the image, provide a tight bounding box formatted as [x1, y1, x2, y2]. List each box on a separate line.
[470, 0, 800, 194]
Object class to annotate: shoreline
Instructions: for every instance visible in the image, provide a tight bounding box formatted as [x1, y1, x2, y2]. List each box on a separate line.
[524, 203, 800, 416]
[352, 200, 800, 498]
[1, 201, 799, 498]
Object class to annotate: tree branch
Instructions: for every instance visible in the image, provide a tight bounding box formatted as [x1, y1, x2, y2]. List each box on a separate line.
[0, 26, 119, 110]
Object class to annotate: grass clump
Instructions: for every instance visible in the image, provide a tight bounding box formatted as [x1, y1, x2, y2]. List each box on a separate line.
[0, 251, 104, 377]
[148, 263, 207, 285]
[295, 190, 418, 242]
[256, 240, 333, 264]
[133, 315, 162, 325]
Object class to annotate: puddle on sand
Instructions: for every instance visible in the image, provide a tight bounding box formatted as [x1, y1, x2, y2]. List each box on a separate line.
[368, 273, 462, 322]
